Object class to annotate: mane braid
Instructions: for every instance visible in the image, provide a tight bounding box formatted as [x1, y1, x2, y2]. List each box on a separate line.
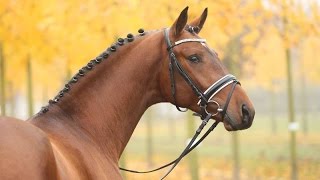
[38, 28, 147, 115]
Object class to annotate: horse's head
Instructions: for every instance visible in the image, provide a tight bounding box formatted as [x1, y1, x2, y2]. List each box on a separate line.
[159, 7, 255, 131]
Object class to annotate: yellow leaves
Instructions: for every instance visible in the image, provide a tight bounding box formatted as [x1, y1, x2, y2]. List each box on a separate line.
[249, 33, 286, 91]
[301, 36, 320, 83]
[0, 0, 320, 96]
[243, 30, 260, 46]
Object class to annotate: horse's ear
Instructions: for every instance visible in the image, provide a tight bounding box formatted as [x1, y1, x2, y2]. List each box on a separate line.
[171, 7, 189, 37]
[189, 8, 208, 34]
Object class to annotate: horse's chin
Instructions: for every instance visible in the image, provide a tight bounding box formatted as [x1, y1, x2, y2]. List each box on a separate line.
[223, 120, 235, 131]
[222, 115, 239, 131]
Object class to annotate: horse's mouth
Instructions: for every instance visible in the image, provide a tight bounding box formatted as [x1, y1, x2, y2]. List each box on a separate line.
[222, 112, 253, 131]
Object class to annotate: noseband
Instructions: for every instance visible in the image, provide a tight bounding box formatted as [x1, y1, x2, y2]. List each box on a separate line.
[119, 28, 240, 179]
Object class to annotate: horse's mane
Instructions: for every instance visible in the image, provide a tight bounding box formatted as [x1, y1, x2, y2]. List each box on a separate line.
[38, 28, 148, 115]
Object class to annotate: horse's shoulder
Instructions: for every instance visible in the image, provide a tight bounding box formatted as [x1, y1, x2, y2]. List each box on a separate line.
[0, 116, 57, 180]
[0, 116, 51, 147]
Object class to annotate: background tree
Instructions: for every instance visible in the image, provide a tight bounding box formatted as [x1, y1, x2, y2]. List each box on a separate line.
[186, 112, 199, 180]
[0, 42, 5, 116]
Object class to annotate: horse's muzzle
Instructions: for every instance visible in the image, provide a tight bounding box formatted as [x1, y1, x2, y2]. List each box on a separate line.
[223, 104, 255, 131]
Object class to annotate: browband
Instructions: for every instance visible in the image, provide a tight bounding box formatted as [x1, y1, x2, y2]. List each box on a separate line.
[167, 38, 206, 50]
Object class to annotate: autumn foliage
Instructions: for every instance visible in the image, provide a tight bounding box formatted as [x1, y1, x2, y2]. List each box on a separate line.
[0, 0, 319, 97]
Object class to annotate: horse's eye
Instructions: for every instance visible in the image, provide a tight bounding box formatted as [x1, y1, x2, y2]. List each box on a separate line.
[188, 54, 201, 63]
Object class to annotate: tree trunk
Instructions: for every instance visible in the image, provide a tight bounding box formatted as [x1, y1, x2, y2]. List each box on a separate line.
[270, 87, 277, 134]
[282, 1, 298, 179]
[8, 82, 15, 116]
[66, 66, 72, 82]
[167, 107, 176, 140]
[27, 56, 34, 118]
[0, 42, 6, 116]
[232, 132, 240, 180]
[42, 86, 48, 104]
[187, 112, 199, 180]
[300, 67, 308, 135]
[146, 109, 154, 167]
[285, 48, 298, 180]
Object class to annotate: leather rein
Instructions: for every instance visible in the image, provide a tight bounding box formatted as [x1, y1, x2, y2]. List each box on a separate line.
[119, 28, 240, 179]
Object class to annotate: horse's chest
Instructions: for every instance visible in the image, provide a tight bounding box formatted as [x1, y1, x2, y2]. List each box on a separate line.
[52, 144, 121, 180]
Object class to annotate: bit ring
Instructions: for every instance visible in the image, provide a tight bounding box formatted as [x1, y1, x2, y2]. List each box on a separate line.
[204, 100, 221, 117]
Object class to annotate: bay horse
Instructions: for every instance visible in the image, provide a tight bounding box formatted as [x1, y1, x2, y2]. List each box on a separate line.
[0, 7, 254, 179]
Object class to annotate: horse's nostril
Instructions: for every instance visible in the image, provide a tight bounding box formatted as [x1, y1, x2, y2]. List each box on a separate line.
[242, 104, 250, 123]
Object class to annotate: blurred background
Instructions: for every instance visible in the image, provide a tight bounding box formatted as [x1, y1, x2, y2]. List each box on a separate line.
[0, 0, 319, 179]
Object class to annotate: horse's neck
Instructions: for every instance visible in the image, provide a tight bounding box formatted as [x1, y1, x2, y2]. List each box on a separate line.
[31, 31, 165, 161]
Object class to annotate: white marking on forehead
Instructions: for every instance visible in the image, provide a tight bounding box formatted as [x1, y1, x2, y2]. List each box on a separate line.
[174, 39, 206, 46]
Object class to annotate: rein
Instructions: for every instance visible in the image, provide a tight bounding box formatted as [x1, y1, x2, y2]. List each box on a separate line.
[119, 28, 239, 179]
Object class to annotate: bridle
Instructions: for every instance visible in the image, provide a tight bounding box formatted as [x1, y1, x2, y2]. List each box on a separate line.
[119, 28, 240, 179]
[164, 27, 239, 120]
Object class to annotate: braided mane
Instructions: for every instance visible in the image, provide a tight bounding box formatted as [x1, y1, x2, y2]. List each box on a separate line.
[39, 28, 147, 114]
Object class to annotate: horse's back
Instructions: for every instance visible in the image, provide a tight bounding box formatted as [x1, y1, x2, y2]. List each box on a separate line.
[0, 117, 57, 180]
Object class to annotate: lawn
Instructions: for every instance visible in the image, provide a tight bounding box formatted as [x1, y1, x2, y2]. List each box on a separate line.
[120, 110, 320, 180]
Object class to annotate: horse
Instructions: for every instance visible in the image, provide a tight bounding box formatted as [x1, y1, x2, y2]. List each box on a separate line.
[0, 7, 255, 180]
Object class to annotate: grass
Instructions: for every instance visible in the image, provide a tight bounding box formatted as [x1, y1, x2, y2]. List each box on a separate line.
[120, 111, 320, 179]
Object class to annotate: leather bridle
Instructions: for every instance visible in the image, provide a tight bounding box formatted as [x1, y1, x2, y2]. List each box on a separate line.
[119, 28, 240, 179]
[164, 28, 239, 120]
